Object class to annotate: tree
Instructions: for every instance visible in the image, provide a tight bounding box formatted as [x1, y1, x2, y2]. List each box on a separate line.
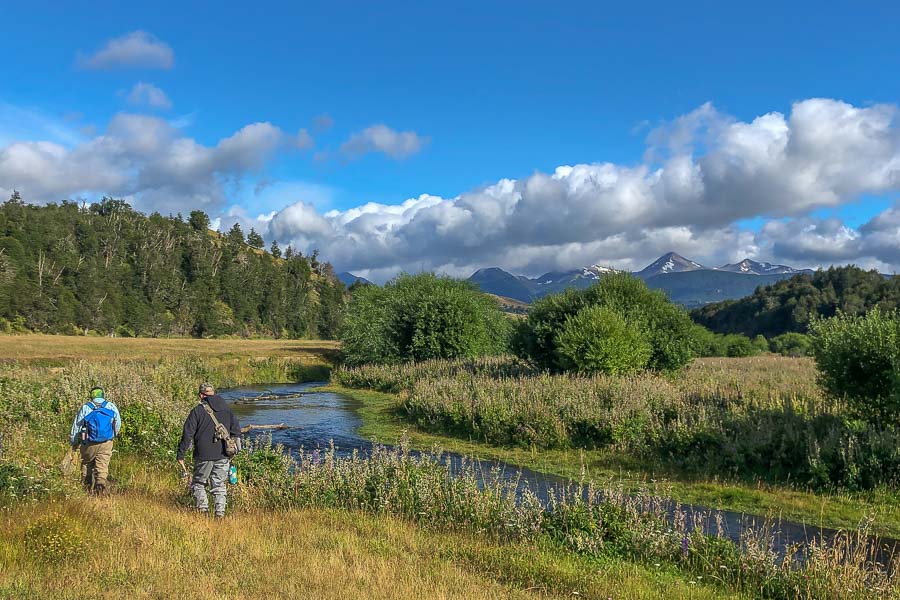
[247, 228, 265, 249]
[270, 240, 282, 259]
[225, 223, 245, 246]
[188, 210, 210, 232]
[515, 273, 696, 373]
[810, 309, 900, 424]
[769, 332, 812, 356]
[340, 273, 511, 366]
[555, 306, 652, 375]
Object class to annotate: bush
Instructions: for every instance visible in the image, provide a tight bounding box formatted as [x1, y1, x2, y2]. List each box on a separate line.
[769, 332, 812, 357]
[340, 273, 512, 366]
[810, 309, 900, 424]
[555, 306, 651, 375]
[515, 273, 696, 373]
[725, 335, 759, 358]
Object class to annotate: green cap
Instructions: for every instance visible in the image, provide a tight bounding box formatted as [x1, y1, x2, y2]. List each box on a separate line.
[90, 387, 104, 400]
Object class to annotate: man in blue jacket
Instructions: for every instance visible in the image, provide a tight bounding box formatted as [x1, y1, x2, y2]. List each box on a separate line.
[177, 383, 242, 517]
[70, 386, 121, 494]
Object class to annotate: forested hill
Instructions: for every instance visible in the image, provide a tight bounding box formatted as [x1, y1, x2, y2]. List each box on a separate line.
[0, 194, 346, 338]
[691, 266, 899, 337]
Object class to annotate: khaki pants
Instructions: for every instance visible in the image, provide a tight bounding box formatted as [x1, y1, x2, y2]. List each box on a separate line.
[80, 440, 113, 493]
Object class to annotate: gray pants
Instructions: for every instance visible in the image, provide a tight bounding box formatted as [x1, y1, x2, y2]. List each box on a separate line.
[192, 459, 230, 516]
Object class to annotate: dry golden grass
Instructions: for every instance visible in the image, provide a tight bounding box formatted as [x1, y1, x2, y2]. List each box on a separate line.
[0, 488, 740, 600]
[0, 334, 339, 363]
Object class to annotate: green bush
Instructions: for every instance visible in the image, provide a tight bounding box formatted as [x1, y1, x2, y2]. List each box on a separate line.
[340, 273, 512, 366]
[810, 309, 900, 424]
[515, 273, 696, 373]
[769, 332, 812, 357]
[555, 306, 651, 375]
[725, 335, 759, 358]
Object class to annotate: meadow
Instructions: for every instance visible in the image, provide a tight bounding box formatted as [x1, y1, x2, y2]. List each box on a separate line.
[0, 335, 742, 600]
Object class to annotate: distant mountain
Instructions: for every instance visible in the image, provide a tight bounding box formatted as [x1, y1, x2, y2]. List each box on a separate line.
[337, 272, 373, 287]
[534, 264, 622, 294]
[467, 252, 817, 308]
[717, 259, 813, 276]
[645, 270, 794, 308]
[635, 252, 705, 279]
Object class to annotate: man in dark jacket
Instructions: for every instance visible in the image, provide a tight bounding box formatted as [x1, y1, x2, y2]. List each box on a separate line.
[177, 383, 242, 517]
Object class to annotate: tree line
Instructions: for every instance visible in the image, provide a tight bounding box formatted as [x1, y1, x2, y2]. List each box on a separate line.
[690, 266, 900, 337]
[0, 193, 346, 338]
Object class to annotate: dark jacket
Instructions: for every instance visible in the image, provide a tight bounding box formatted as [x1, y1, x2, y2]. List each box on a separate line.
[176, 395, 242, 461]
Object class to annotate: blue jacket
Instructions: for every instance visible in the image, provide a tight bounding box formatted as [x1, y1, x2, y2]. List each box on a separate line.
[70, 398, 122, 445]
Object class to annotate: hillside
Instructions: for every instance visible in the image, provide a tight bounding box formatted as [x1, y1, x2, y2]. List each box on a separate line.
[0, 195, 346, 338]
[691, 266, 900, 337]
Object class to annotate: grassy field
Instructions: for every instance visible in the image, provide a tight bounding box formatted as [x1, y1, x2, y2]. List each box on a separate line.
[0, 335, 742, 600]
[0, 333, 339, 363]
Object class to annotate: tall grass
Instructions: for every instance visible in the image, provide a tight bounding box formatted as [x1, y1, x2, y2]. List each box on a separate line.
[334, 357, 900, 491]
[232, 437, 898, 599]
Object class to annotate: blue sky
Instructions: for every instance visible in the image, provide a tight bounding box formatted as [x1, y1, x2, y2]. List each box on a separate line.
[2, 1, 900, 278]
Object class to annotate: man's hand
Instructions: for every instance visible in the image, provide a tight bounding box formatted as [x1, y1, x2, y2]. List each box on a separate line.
[178, 458, 188, 475]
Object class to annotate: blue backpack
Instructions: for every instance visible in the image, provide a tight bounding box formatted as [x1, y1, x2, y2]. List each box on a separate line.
[83, 401, 116, 443]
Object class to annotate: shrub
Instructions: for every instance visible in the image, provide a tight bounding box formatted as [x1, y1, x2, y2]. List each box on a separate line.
[769, 332, 812, 357]
[555, 306, 651, 375]
[340, 273, 511, 366]
[725, 334, 759, 358]
[810, 309, 900, 424]
[515, 273, 696, 373]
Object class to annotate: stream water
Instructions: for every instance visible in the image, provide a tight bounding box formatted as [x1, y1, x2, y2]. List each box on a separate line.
[223, 382, 898, 566]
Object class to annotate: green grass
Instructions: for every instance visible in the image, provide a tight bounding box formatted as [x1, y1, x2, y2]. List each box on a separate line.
[328, 384, 900, 540]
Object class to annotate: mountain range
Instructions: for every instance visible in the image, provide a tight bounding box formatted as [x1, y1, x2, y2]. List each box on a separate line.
[467, 252, 814, 307]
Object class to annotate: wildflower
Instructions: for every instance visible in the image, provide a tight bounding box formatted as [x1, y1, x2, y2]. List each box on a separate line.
[681, 535, 689, 556]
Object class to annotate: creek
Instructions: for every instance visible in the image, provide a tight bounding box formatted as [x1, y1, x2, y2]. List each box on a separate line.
[224, 382, 898, 566]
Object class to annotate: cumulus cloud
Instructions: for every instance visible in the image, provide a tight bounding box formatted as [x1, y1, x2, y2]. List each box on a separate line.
[265, 98, 900, 280]
[78, 31, 175, 70]
[339, 124, 427, 160]
[125, 82, 172, 109]
[0, 113, 295, 214]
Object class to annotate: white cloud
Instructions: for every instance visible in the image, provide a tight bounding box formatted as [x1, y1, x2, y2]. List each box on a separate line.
[0, 112, 296, 214]
[125, 82, 172, 109]
[339, 124, 427, 160]
[265, 98, 900, 280]
[79, 31, 174, 70]
[295, 128, 314, 150]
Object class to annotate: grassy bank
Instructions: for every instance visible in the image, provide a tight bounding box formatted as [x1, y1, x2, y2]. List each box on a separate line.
[327, 356, 900, 539]
[0, 486, 738, 599]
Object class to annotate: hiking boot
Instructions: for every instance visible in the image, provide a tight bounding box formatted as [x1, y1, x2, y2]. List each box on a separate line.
[197, 508, 209, 516]
[214, 512, 225, 519]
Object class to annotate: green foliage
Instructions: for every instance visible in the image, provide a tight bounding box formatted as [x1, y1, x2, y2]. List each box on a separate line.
[0, 195, 347, 338]
[555, 306, 651, 375]
[810, 309, 900, 424]
[516, 274, 696, 373]
[692, 328, 762, 358]
[769, 332, 812, 356]
[340, 273, 511, 366]
[692, 266, 900, 337]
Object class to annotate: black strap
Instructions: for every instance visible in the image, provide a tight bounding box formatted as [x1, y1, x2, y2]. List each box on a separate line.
[201, 402, 230, 440]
